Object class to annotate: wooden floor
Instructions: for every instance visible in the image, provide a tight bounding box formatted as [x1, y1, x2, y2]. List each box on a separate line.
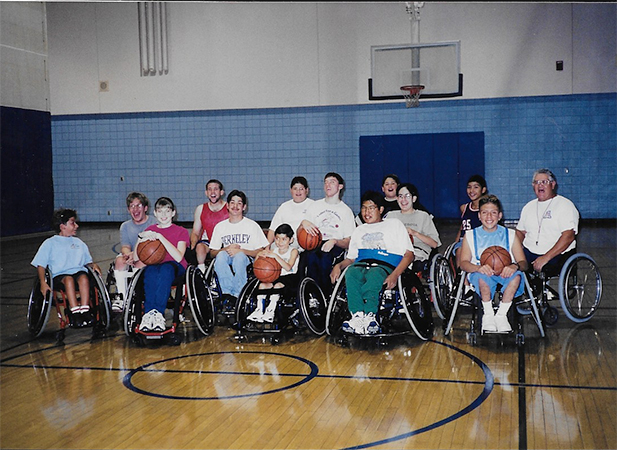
[1, 222, 615, 449]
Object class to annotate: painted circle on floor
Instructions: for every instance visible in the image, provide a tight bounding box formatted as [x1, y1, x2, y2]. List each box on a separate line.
[122, 351, 319, 400]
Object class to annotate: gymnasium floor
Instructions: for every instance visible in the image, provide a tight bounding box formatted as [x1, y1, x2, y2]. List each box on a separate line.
[1, 222, 615, 449]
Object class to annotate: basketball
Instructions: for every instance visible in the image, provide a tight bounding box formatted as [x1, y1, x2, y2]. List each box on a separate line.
[136, 240, 167, 265]
[297, 227, 322, 251]
[253, 257, 281, 283]
[480, 245, 512, 276]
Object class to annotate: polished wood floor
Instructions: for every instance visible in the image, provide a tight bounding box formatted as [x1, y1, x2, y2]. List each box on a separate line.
[1, 222, 615, 449]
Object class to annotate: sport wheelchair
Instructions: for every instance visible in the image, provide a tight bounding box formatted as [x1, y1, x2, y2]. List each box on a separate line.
[123, 264, 215, 346]
[27, 266, 111, 343]
[325, 262, 434, 346]
[234, 275, 327, 344]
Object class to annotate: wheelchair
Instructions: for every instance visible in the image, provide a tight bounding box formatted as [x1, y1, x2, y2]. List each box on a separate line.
[105, 262, 138, 314]
[234, 272, 327, 344]
[123, 263, 215, 346]
[201, 256, 254, 326]
[325, 261, 434, 346]
[27, 266, 111, 343]
[437, 266, 545, 346]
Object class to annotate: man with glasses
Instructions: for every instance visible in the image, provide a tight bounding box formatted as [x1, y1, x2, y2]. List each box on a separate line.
[516, 169, 579, 275]
[112, 192, 157, 312]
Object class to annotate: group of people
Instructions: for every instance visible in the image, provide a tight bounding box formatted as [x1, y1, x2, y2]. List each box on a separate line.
[31, 167, 578, 336]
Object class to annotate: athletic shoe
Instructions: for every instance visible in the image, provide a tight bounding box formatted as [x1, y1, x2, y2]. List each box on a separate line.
[139, 310, 155, 332]
[111, 295, 124, 313]
[342, 312, 365, 334]
[151, 310, 167, 332]
[481, 314, 497, 333]
[495, 315, 512, 333]
[179, 313, 189, 323]
[364, 312, 381, 335]
[247, 309, 264, 322]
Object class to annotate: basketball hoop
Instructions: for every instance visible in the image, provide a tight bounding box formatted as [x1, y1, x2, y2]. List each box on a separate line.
[400, 85, 424, 108]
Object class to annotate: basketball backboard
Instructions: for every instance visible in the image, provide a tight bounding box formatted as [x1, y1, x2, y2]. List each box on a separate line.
[369, 41, 462, 100]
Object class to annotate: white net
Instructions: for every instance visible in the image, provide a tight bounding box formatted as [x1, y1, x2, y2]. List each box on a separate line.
[401, 85, 424, 108]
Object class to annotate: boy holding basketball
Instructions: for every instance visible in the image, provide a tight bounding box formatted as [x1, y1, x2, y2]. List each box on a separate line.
[134, 197, 189, 332]
[31, 209, 102, 327]
[209, 190, 269, 303]
[459, 195, 528, 333]
[248, 224, 300, 323]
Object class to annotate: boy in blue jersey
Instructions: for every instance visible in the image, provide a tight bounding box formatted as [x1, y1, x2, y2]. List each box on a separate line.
[459, 195, 528, 333]
[330, 191, 414, 335]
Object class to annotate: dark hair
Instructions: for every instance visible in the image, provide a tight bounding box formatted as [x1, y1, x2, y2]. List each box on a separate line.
[290, 176, 309, 190]
[206, 179, 224, 191]
[381, 174, 400, 186]
[479, 194, 503, 213]
[396, 183, 430, 213]
[154, 197, 177, 214]
[227, 189, 247, 206]
[324, 172, 345, 197]
[467, 175, 488, 191]
[361, 190, 385, 209]
[125, 192, 149, 209]
[53, 208, 77, 232]
[274, 223, 294, 238]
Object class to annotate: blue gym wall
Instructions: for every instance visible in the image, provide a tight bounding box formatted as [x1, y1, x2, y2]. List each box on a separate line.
[51, 92, 616, 224]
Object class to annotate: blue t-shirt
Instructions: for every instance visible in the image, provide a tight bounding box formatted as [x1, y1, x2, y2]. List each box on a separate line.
[31, 235, 93, 277]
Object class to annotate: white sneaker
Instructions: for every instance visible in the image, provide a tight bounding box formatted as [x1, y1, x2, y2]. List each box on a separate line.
[482, 314, 497, 333]
[179, 313, 189, 323]
[151, 310, 167, 332]
[262, 295, 279, 323]
[342, 312, 365, 334]
[364, 312, 381, 334]
[495, 315, 512, 333]
[247, 309, 264, 322]
[139, 310, 155, 332]
[111, 295, 124, 313]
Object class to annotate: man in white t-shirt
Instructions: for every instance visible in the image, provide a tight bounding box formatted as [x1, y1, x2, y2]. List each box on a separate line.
[210, 190, 269, 301]
[516, 168, 579, 275]
[299, 172, 356, 296]
[330, 191, 414, 335]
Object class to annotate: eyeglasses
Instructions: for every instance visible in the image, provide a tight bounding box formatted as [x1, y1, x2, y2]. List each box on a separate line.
[361, 205, 379, 212]
[129, 204, 144, 209]
[398, 193, 412, 199]
[532, 179, 552, 186]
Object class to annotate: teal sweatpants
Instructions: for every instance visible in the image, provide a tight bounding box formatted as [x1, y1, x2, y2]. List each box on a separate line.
[345, 262, 393, 314]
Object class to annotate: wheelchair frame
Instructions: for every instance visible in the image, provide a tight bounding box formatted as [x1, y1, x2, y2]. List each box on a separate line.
[234, 275, 327, 344]
[27, 266, 111, 342]
[325, 262, 434, 343]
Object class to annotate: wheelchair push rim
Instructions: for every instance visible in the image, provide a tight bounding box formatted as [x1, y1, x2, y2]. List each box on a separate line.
[558, 253, 602, 323]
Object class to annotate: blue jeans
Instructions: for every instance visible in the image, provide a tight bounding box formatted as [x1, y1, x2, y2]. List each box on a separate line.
[214, 251, 250, 298]
[143, 262, 184, 314]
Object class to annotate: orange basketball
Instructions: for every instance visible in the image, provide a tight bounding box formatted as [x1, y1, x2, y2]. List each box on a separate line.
[480, 245, 512, 276]
[253, 257, 282, 283]
[137, 240, 167, 265]
[297, 227, 323, 251]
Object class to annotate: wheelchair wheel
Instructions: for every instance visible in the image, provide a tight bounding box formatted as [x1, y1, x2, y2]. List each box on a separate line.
[87, 266, 111, 332]
[430, 254, 456, 320]
[235, 277, 261, 326]
[325, 274, 350, 336]
[400, 272, 433, 340]
[558, 253, 602, 323]
[124, 268, 145, 336]
[27, 270, 53, 338]
[203, 259, 222, 307]
[186, 266, 215, 335]
[299, 277, 327, 335]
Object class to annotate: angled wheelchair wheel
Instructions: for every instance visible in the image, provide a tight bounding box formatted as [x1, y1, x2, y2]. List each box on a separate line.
[186, 266, 215, 335]
[299, 277, 327, 335]
[124, 268, 145, 336]
[235, 277, 261, 327]
[559, 253, 602, 323]
[325, 273, 350, 336]
[87, 266, 111, 332]
[203, 259, 222, 306]
[400, 272, 433, 340]
[430, 254, 456, 320]
[27, 269, 54, 337]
